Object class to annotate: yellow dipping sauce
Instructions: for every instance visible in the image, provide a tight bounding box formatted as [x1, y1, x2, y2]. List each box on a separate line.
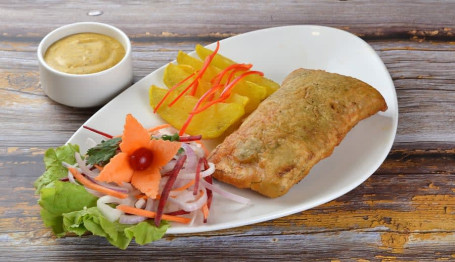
[44, 33, 125, 74]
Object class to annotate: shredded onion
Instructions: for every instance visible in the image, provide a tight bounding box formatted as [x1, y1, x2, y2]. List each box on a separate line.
[177, 162, 215, 180]
[74, 152, 99, 178]
[85, 187, 105, 197]
[85, 137, 98, 149]
[168, 188, 207, 212]
[161, 159, 177, 173]
[67, 169, 77, 184]
[181, 143, 197, 174]
[97, 195, 123, 222]
[200, 179, 250, 205]
[119, 214, 147, 224]
[135, 198, 146, 209]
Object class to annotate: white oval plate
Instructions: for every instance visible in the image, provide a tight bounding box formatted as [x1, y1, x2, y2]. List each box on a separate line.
[68, 25, 398, 234]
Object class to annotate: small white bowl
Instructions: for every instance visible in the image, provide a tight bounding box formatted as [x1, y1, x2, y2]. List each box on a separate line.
[37, 22, 133, 108]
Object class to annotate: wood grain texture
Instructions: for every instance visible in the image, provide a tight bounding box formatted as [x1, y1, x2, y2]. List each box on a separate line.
[1, 0, 455, 260]
[1, 0, 455, 39]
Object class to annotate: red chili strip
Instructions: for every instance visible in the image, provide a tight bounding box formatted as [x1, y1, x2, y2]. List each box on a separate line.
[189, 71, 264, 115]
[155, 154, 187, 226]
[153, 72, 196, 113]
[83, 126, 113, 139]
[178, 83, 224, 136]
[211, 63, 252, 86]
[168, 42, 221, 107]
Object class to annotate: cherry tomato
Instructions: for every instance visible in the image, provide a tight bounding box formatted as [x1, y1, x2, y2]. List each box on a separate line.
[129, 147, 154, 171]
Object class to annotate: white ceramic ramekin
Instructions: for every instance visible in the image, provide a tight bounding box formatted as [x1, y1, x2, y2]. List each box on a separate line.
[37, 22, 133, 108]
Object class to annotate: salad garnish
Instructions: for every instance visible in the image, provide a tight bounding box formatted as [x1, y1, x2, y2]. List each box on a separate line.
[35, 113, 250, 249]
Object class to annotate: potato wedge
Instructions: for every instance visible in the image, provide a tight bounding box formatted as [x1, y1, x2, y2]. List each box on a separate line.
[150, 85, 246, 138]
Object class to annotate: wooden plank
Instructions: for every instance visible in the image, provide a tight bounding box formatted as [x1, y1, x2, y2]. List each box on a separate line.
[0, 1, 455, 39]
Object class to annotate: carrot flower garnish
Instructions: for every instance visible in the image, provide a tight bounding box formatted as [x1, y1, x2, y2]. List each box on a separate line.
[95, 114, 181, 198]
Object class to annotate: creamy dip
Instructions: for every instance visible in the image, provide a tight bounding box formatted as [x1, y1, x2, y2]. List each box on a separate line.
[44, 33, 125, 74]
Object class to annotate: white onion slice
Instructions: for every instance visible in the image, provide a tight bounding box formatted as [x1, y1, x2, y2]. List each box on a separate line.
[177, 162, 215, 180]
[97, 195, 123, 222]
[84, 176, 129, 194]
[135, 198, 146, 209]
[84, 187, 105, 198]
[145, 197, 155, 211]
[181, 143, 197, 174]
[161, 159, 177, 173]
[201, 179, 250, 205]
[168, 188, 207, 212]
[119, 214, 147, 224]
[85, 137, 98, 149]
[74, 152, 99, 178]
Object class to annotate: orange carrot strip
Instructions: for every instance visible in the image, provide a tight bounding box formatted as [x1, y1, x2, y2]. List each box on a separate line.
[116, 204, 191, 224]
[202, 202, 209, 221]
[68, 167, 128, 199]
[94, 164, 104, 171]
[135, 194, 148, 200]
[147, 123, 171, 133]
[153, 72, 196, 113]
[171, 179, 195, 192]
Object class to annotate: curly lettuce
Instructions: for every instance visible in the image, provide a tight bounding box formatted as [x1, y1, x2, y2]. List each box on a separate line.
[35, 144, 169, 249]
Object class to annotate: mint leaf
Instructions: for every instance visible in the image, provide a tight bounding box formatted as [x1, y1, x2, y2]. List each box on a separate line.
[86, 137, 121, 166]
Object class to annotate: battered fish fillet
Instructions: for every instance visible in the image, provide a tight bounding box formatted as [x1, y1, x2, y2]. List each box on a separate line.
[208, 69, 388, 198]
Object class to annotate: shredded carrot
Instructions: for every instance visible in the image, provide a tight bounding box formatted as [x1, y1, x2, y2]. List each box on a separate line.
[68, 167, 128, 199]
[171, 179, 195, 192]
[147, 123, 171, 133]
[153, 72, 196, 113]
[135, 194, 148, 200]
[117, 204, 191, 224]
[202, 202, 209, 221]
[94, 164, 104, 171]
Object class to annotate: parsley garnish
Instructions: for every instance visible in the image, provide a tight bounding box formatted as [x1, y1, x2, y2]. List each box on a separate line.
[86, 137, 121, 166]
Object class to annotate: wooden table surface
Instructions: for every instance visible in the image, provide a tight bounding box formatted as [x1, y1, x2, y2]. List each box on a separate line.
[2, 1, 455, 261]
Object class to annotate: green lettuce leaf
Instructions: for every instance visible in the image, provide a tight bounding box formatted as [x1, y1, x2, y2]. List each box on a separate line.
[34, 143, 80, 193]
[35, 143, 170, 249]
[63, 207, 169, 249]
[38, 181, 98, 236]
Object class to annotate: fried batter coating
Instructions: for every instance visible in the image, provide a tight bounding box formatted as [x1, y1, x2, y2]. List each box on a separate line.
[209, 69, 387, 198]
